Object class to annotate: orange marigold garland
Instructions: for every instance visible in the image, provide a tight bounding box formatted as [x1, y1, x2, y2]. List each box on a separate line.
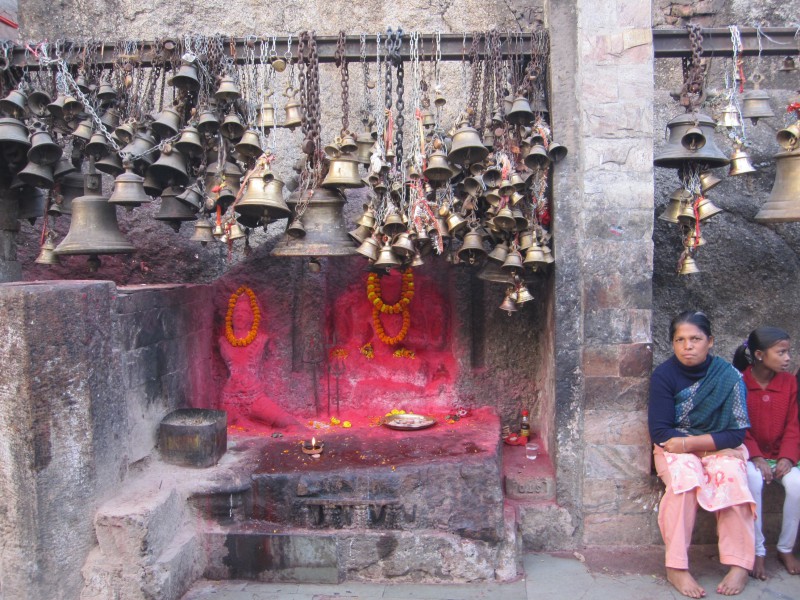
[225, 286, 262, 347]
[367, 268, 414, 346]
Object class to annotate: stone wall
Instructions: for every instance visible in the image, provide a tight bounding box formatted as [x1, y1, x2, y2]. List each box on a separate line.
[0, 281, 214, 600]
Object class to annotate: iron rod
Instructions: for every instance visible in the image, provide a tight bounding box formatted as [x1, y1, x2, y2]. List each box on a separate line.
[653, 27, 800, 58]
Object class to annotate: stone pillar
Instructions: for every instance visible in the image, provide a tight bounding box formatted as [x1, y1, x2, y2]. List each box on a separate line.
[547, 0, 657, 544]
[0, 187, 21, 283]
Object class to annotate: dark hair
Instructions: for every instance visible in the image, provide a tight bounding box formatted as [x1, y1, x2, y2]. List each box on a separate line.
[669, 310, 712, 341]
[732, 326, 790, 372]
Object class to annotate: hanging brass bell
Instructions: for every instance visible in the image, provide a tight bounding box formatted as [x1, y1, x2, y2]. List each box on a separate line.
[96, 80, 117, 103]
[197, 109, 220, 136]
[515, 284, 535, 304]
[114, 122, 136, 146]
[677, 254, 700, 275]
[448, 124, 489, 166]
[462, 174, 483, 196]
[523, 243, 547, 270]
[18, 161, 55, 189]
[485, 188, 501, 207]
[498, 179, 515, 197]
[482, 129, 495, 148]
[339, 133, 358, 154]
[506, 95, 535, 126]
[493, 207, 516, 232]
[176, 183, 204, 211]
[0, 89, 27, 118]
[445, 212, 468, 236]
[28, 129, 62, 165]
[175, 126, 204, 158]
[109, 165, 152, 209]
[728, 147, 757, 176]
[142, 170, 164, 197]
[46, 94, 67, 120]
[659, 188, 691, 223]
[0, 117, 31, 168]
[382, 212, 406, 237]
[235, 129, 264, 159]
[356, 133, 375, 165]
[152, 107, 182, 140]
[55, 193, 135, 258]
[457, 228, 487, 264]
[391, 232, 417, 258]
[15, 185, 45, 223]
[348, 224, 373, 245]
[220, 111, 245, 141]
[356, 236, 381, 261]
[654, 113, 729, 168]
[421, 109, 436, 127]
[120, 130, 157, 170]
[72, 119, 94, 142]
[373, 242, 402, 271]
[499, 289, 518, 313]
[776, 123, 800, 151]
[423, 150, 453, 182]
[483, 165, 502, 187]
[154, 187, 197, 232]
[212, 222, 225, 237]
[189, 219, 216, 245]
[26, 89, 51, 117]
[754, 149, 800, 223]
[699, 170, 721, 193]
[322, 154, 365, 188]
[215, 75, 241, 103]
[429, 217, 451, 241]
[548, 142, 568, 163]
[227, 221, 247, 241]
[778, 56, 797, 72]
[718, 102, 741, 128]
[148, 147, 190, 188]
[35, 235, 60, 265]
[512, 208, 529, 231]
[356, 206, 377, 228]
[272, 187, 358, 257]
[542, 243, 555, 264]
[53, 157, 76, 180]
[85, 132, 110, 160]
[169, 61, 201, 92]
[236, 175, 290, 227]
[95, 153, 125, 177]
[282, 99, 303, 129]
[502, 247, 524, 273]
[73, 74, 90, 94]
[255, 101, 276, 130]
[100, 108, 120, 131]
[684, 229, 706, 247]
[740, 88, 774, 125]
[523, 144, 551, 170]
[487, 241, 509, 264]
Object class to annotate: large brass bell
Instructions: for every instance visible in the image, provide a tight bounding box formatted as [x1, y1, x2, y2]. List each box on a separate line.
[196, 109, 220, 136]
[373, 242, 402, 271]
[457, 228, 487, 264]
[95, 153, 124, 177]
[220, 111, 245, 141]
[0, 89, 27, 118]
[175, 126, 204, 158]
[109, 165, 152, 209]
[235, 129, 264, 159]
[214, 75, 241, 103]
[271, 188, 358, 257]
[255, 101, 276, 130]
[236, 175, 290, 227]
[356, 236, 381, 261]
[740, 88, 774, 125]
[151, 107, 182, 139]
[28, 128, 62, 165]
[189, 219, 216, 245]
[423, 150, 453, 182]
[754, 149, 800, 223]
[322, 154, 364, 188]
[154, 187, 197, 232]
[728, 147, 757, 176]
[448, 124, 489, 166]
[718, 102, 741, 128]
[142, 171, 164, 197]
[282, 99, 303, 129]
[148, 147, 190, 188]
[169, 61, 201, 92]
[55, 190, 135, 259]
[654, 113, 729, 168]
[677, 254, 700, 275]
[506, 95, 535, 126]
[18, 161, 55, 189]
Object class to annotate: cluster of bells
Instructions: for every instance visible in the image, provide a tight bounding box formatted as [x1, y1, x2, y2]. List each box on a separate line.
[655, 83, 800, 275]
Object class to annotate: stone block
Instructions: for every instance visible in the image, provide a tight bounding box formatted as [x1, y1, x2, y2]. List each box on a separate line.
[582, 345, 620, 377]
[503, 447, 556, 501]
[583, 240, 654, 276]
[619, 343, 653, 377]
[585, 308, 652, 344]
[514, 501, 576, 551]
[583, 477, 662, 515]
[585, 273, 652, 310]
[584, 137, 654, 172]
[583, 512, 660, 545]
[584, 444, 652, 480]
[582, 209, 654, 241]
[583, 103, 652, 138]
[583, 409, 649, 445]
[142, 529, 207, 600]
[585, 376, 650, 410]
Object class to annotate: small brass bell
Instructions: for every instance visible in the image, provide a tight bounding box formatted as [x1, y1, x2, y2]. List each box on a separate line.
[677, 254, 700, 275]
[776, 123, 800, 151]
[446, 212, 468, 236]
[85, 132, 110, 160]
[215, 75, 241, 103]
[120, 130, 157, 170]
[499, 289, 518, 313]
[148, 148, 190, 188]
[0, 117, 30, 169]
[35, 234, 60, 266]
[356, 236, 381, 261]
[482, 129, 495, 148]
[282, 99, 303, 129]
[220, 111, 246, 141]
[680, 126, 706, 151]
[100, 108, 120, 131]
[457, 228, 487, 264]
[255, 102, 276, 130]
[95, 153, 125, 177]
[487, 241, 509, 264]
[483, 165, 502, 188]
[754, 149, 800, 223]
[778, 56, 797, 72]
[382, 212, 406, 237]
[73, 74, 90, 94]
[197, 109, 220, 136]
[0, 89, 27, 118]
[485, 188, 501, 207]
[718, 102, 741, 128]
[740, 88, 774, 125]
[512, 208, 529, 231]
[448, 124, 489, 166]
[72, 119, 94, 143]
[421, 109, 436, 127]
[684, 229, 706, 247]
[423, 150, 453, 182]
[142, 171, 164, 197]
[493, 207, 516, 232]
[212, 222, 225, 237]
[175, 126, 204, 158]
[28, 129, 63, 166]
[462, 175, 483, 196]
[548, 142, 568, 163]
[434, 91, 446, 107]
[542, 244, 555, 264]
[16, 185, 45, 223]
[506, 96, 535, 126]
[18, 161, 55, 189]
[356, 133, 374, 165]
[699, 170, 721, 193]
[151, 107, 182, 140]
[27, 89, 52, 117]
[728, 147, 757, 176]
[46, 94, 67, 120]
[523, 243, 547, 269]
[285, 217, 306, 239]
[356, 206, 377, 229]
[169, 61, 201, 92]
[235, 129, 264, 159]
[53, 157, 76, 180]
[374, 242, 402, 271]
[339, 133, 358, 154]
[523, 144, 550, 170]
[109, 165, 152, 209]
[348, 224, 373, 245]
[154, 187, 197, 232]
[176, 184, 204, 211]
[227, 221, 247, 241]
[62, 95, 83, 117]
[189, 219, 216, 245]
[502, 248, 524, 273]
[114, 122, 136, 145]
[658, 188, 691, 223]
[515, 284, 535, 305]
[96, 80, 117, 102]
[391, 232, 417, 258]
[322, 154, 364, 189]
[498, 179, 515, 197]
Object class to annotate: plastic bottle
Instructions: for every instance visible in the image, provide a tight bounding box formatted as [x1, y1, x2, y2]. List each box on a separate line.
[520, 409, 531, 438]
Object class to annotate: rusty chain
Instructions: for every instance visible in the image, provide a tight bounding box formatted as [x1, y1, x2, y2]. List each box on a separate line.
[680, 24, 705, 116]
[335, 31, 350, 134]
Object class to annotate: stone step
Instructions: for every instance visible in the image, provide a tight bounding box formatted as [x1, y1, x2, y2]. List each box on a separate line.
[502, 444, 556, 502]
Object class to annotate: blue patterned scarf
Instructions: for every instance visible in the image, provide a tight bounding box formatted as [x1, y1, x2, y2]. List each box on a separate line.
[674, 356, 750, 435]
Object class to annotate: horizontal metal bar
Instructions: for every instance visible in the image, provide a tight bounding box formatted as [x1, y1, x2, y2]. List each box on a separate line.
[8, 33, 542, 69]
[654, 27, 800, 58]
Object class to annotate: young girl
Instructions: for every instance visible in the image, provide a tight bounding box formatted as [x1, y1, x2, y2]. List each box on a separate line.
[733, 327, 800, 579]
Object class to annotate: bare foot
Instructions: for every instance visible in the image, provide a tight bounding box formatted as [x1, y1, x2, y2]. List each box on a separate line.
[717, 566, 749, 596]
[666, 567, 707, 598]
[749, 555, 767, 580]
[778, 551, 800, 575]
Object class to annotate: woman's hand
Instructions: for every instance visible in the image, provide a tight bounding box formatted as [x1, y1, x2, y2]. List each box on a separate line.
[752, 457, 774, 484]
[662, 437, 689, 453]
[774, 458, 795, 480]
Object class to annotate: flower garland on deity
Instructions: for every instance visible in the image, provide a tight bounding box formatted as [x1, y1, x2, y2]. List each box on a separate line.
[224, 286, 261, 347]
[366, 268, 414, 346]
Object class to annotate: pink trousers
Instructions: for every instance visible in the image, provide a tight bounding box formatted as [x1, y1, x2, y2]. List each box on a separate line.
[653, 445, 755, 570]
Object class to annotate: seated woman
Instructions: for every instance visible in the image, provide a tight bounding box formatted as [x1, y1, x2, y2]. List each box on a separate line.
[733, 327, 800, 579]
[649, 311, 755, 598]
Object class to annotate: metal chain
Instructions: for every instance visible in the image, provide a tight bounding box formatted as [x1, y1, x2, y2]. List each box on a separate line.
[680, 24, 705, 116]
[335, 31, 350, 134]
[394, 29, 405, 166]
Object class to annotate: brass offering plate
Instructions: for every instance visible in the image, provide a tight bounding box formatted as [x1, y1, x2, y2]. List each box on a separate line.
[383, 413, 436, 431]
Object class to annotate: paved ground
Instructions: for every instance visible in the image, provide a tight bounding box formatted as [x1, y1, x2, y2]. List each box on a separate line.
[182, 547, 800, 599]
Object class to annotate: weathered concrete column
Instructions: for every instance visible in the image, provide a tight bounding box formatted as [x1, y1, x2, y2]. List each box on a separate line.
[547, 0, 658, 545]
[0, 187, 21, 283]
